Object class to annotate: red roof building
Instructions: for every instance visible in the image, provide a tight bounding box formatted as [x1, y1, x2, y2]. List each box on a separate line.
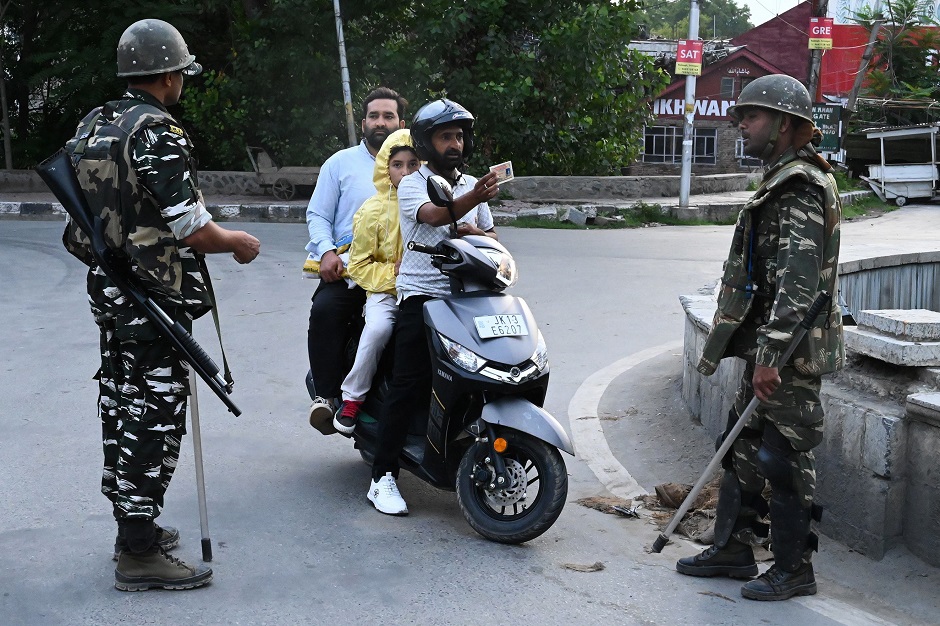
[630, 1, 873, 173]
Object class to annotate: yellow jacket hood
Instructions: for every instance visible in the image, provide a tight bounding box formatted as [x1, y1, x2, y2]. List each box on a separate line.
[346, 129, 414, 295]
[372, 128, 414, 197]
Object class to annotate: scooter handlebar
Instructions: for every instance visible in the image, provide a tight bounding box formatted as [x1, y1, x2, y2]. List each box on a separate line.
[407, 241, 440, 255]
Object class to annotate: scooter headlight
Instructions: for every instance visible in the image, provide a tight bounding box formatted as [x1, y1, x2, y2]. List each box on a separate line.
[437, 333, 486, 373]
[531, 330, 549, 371]
[481, 248, 517, 288]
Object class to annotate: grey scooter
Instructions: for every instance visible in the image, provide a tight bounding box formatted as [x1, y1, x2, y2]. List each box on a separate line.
[323, 176, 574, 544]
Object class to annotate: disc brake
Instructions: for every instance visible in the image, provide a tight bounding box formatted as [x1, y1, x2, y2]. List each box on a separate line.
[480, 458, 528, 508]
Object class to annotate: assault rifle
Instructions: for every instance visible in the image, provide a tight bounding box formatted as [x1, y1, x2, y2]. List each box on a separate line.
[36, 149, 241, 417]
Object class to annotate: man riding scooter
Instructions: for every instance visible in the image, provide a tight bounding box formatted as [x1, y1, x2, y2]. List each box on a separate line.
[367, 99, 500, 515]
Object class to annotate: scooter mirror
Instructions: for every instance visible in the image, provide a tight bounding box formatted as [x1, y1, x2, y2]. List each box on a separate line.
[427, 175, 455, 208]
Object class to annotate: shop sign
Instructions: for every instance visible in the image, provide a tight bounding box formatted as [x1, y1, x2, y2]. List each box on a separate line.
[653, 98, 736, 119]
[812, 103, 842, 152]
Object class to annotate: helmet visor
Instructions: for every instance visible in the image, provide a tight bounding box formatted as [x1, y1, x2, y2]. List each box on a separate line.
[182, 60, 202, 76]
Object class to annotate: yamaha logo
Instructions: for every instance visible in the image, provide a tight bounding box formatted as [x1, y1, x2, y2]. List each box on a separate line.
[437, 368, 453, 381]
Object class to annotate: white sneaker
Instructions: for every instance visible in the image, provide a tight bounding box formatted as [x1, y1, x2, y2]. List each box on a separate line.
[308, 396, 337, 433]
[367, 473, 408, 516]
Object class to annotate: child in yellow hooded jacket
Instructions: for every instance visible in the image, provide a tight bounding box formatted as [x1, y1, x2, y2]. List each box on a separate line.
[333, 129, 419, 433]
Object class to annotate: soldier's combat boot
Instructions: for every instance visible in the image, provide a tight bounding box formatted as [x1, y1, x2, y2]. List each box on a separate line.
[114, 546, 212, 591]
[741, 486, 819, 600]
[741, 562, 816, 600]
[676, 469, 761, 579]
[676, 537, 757, 578]
[113, 523, 180, 560]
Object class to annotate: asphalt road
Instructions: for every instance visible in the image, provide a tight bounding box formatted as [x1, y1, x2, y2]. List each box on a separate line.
[1, 220, 936, 625]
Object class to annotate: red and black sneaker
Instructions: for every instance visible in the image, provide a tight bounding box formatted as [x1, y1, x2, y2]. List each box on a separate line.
[333, 400, 363, 435]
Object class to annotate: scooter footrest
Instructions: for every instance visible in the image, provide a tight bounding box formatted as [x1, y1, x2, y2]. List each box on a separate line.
[403, 435, 425, 465]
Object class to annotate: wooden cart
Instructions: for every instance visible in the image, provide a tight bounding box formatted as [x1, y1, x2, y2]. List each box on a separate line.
[858, 125, 938, 207]
[246, 146, 320, 201]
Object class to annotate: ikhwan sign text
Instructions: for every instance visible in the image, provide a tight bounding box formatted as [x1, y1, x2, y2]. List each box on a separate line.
[653, 98, 736, 119]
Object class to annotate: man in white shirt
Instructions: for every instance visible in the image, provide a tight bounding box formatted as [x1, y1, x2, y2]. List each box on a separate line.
[306, 87, 406, 430]
[366, 99, 499, 515]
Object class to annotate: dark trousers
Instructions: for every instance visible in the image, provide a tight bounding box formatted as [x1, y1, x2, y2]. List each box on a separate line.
[307, 279, 367, 399]
[372, 295, 433, 479]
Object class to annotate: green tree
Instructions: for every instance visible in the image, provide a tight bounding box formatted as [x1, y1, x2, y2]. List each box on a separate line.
[638, 0, 754, 40]
[181, 0, 350, 170]
[2, 0, 229, 167]
[7, 0, 667, 175]
[852, 0, 940, 99]
[347, 0, 669, 174]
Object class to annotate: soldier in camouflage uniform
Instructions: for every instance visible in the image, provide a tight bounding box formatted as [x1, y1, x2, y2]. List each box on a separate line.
[675, 75, 844, 601]
[65, 19, 260, 591]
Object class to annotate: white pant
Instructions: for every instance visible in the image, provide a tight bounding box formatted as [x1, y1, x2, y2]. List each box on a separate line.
[341, 292, 397, 402]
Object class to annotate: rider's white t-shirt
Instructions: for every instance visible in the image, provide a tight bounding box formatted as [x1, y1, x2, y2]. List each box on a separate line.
[396, 164, 494, 301]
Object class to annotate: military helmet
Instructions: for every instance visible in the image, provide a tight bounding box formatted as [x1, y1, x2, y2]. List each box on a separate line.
[727, 74, 813, 125]
[117, 19, 203, 78]
[411, 99, 475, 162]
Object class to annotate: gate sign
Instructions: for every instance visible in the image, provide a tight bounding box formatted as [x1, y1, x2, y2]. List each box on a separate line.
[809, 17, 834, 49]
[812, 103, 842, 152]
[676, 40, 704, 76]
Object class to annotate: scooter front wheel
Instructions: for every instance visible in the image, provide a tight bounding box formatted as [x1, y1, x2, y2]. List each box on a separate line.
[456, 429, 567, 544]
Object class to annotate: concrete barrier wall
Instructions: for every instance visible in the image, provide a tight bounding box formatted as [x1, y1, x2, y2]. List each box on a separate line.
[904, 406, 940, 562]
[2, 169, 751, 201]
[0, 170, 50, 192]
[679, 293, 743, 437]
[840, 251, 940, 314]
[0, 169, 267, 195]
[503, 173, 750, 201]
[680, 256, 940, 565]
[199, 171, 265, 195]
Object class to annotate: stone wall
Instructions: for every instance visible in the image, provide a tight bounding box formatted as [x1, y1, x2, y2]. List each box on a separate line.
[679, 292, 743, 437]
[0, 169, 266, 195]
[904, 394, 940, 562]
[0, 170, 50, 192]
[199, 171, 265, 195]
[625, 121, 751, 176]
[4, 167, 750, 202]
[502, 172, 750, 202]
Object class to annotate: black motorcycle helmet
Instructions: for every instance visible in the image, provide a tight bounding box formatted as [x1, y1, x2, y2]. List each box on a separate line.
[411, 99, 475, 162]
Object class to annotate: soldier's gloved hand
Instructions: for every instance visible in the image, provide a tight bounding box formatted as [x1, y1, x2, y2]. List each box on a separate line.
[232, 231, 260, 264]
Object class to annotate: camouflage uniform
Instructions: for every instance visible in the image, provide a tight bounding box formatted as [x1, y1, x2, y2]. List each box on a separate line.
[698, 147, 844, 565]
[66, 89, 213, 523]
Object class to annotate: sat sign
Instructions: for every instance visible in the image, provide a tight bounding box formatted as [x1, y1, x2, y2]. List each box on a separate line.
[676, 40, 704, 76]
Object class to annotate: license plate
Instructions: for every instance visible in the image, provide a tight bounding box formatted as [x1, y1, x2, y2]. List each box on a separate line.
[474, 314, 529, 339]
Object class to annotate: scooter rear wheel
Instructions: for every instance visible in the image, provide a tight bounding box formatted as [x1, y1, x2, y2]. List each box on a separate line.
[456, 430, 567, 544]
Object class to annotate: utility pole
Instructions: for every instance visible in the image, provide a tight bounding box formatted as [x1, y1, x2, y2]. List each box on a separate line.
[0, 0, 12, 169]
[332, 0, 357, 147]
[0, 46, 11, 170]
[807, 0, 829, 100]
[679, 0, 701, 208]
